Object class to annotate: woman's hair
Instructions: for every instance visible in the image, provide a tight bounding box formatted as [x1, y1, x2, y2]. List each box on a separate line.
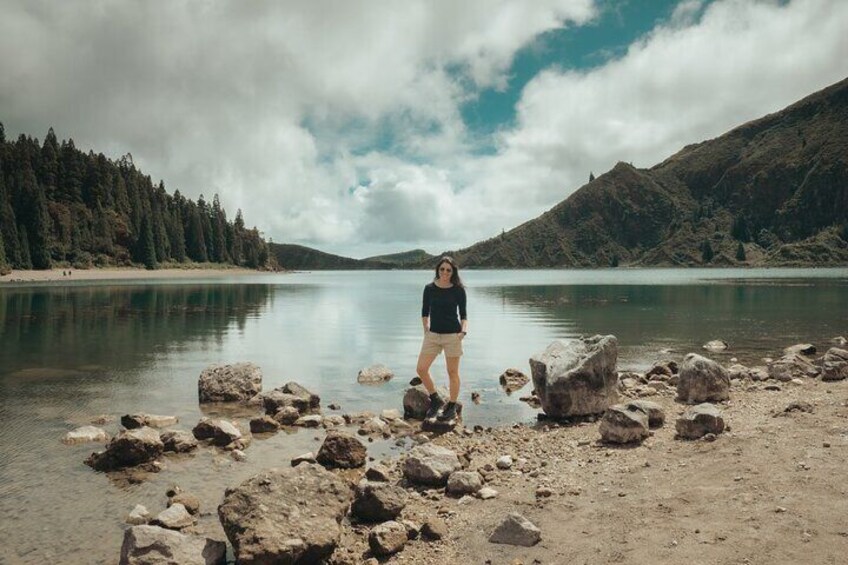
[433, 256, 463, 288]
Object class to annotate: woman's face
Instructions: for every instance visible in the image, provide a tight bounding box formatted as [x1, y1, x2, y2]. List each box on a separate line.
[437, 261, 453, 285]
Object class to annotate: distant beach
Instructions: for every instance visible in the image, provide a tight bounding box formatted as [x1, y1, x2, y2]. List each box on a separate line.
[0, 267, 272, 284]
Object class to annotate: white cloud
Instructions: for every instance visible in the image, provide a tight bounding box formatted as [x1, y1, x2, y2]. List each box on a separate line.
[1, 0, 846, 258]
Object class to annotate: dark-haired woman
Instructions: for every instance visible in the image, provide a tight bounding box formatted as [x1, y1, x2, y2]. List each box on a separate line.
[416, 256, 467, 422]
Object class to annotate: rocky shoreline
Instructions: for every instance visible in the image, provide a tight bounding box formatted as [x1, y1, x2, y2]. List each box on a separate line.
[62, 337, 848, 564]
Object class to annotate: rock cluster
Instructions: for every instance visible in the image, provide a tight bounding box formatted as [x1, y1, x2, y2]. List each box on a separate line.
[198, 362, 262, 403]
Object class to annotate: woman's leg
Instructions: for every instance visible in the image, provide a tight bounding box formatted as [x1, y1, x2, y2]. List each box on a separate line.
[416, 351, 439, 394]
[445, 356, 461, 402]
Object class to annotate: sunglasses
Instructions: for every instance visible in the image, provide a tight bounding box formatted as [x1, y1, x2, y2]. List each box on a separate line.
[439, 267, 453, 272]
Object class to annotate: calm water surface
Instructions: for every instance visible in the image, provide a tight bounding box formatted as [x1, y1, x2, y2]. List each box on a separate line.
[1, 268, 846, 563]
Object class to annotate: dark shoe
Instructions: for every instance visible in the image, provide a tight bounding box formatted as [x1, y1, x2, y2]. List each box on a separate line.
[425, 394, 445, 420]
[437, 401, 457, 422]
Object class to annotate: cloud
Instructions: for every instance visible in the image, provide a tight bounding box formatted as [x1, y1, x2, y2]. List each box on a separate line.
[1, 0, 846, 258]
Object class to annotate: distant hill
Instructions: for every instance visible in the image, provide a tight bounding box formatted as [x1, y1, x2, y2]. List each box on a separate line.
[444, 76, 848, 268]
[269, 243, 391, 270]
[364, 249, 435, 266]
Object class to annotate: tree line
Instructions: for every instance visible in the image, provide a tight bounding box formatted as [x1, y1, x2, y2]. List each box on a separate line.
[0, 123, 272, 273]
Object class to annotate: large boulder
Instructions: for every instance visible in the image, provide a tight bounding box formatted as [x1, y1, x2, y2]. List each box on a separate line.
[357, 364, 394, 384]
[198, 363, 262, 403]
[821, 348, 848, 381]
[86, 427, 164, 471]
[351, 481, 408, 522]
[599, 404, 649, 444]
[160, 430, 198, 453]
[402, 444, 461, 486]
[676, 353, 730, 403]
[119, 525, 226, 565]
[316, 431, 367, 469]
[218, 464, 352, 565]
[676, 403, 726, 439]
[528, 335, 619, 418]
[768, 353, 821, 381]
[192, 418, 242, 446]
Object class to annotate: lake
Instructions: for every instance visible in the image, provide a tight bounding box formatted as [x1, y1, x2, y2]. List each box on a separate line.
[0, 268, 846, 563]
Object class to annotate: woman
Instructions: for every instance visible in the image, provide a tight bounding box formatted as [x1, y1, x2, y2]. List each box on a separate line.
[416, 256, 468, 422]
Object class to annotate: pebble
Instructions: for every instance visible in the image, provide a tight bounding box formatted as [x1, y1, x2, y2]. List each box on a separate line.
[496, 456, 513, 470]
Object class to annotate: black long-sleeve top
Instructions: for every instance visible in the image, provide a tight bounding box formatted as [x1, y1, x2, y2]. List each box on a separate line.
[421, 283, 467, 334]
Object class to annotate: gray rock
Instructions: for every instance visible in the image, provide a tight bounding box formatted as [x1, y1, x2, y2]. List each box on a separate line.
[477, 487, 498, 499]
[198, 363, 262, 403]
[160, 430, 198, 453]
[63, 425, 109, 445]
[357, 364, 394, 384]
[380, 408, 402, 421]
[119, 525, 226, 565]
[122, 414, 179, 429]
[646, 360, 678, 379]
[281, 381, 321, 409]
[262, 390, 312, 415]
[192, 418, 242, 446]
[126, 504, 151, 525]
[702, 340, 728, 351]
[153, 503, 194, 530]
[599, 403, 649, 444]
[291, 452, 316, 466]
[403, 385, 447, 419]
[368, 521, 407, 557]
[676, 403, 726, 439]
[821, 347, 848, 381]
[294, 414, 324, 428]
[86, 427, 164, 471]
[358, 417, 389, 436]
[272, 406, 300, 425]
[488, 513, 541, 547]
[365, 464, 392, 482]
[529, 335, 619, 418]
[499, 368, 530, 393]
[783, 343, 816, 356]
[316, 431, 367, 469]
[168, 493, 200, 515]
[446, 471, 483, 496]
[677, 353, 730, 403]
[625, 400, 665, 428]
[496, 455, 513, 470]
[351, 481, 408, 522]
[322, 414, 346, 428]
[421, 517, 448, 540]
[768, 353, 821, 381]
[218, 464, 352, 565]
[249, 416, 280, 433]
[403, 444, 461, 486]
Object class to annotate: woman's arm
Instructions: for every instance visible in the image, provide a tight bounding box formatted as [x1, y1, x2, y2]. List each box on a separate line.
[458, 287, 468, 334]
[421, 285, 431, 332]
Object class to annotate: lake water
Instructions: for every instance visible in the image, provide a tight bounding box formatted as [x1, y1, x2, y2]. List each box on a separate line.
[1, 268, 846, 563]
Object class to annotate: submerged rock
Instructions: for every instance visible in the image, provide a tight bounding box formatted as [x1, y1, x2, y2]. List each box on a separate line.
[198, 363, 262, 403]
[160, 430, 198, 453]
[357, 364, 394, 384]
[218, 464, 352, 565]
[122, 414, 179, 429]
[702, 340, 729, 351]
[86, 427, 164, 471]
[192, 418, 242, 446]
[499, 368, 530, 393]
[529, 335, 619, 418]
[63, 425, 109, 445]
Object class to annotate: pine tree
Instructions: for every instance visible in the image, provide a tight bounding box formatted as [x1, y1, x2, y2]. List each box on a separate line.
[18, 164, 51, 269]
[19, 229, 33, 269]
[701, 240, 714, 263]
[589, 171, 595, 182]
[185, 204, 208, 262]
[0, 226, 8, 272]
[135, 214, 157, 269]
[735, 241, 746, 262]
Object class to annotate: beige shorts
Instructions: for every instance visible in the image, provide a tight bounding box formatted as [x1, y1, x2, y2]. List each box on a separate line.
[420, 331, 464, 358]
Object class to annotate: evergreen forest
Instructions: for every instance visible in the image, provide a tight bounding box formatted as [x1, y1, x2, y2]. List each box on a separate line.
[0, 123, 272, 274]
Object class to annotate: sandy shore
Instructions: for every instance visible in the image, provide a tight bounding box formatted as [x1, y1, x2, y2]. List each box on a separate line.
[0, 267, 274, 284]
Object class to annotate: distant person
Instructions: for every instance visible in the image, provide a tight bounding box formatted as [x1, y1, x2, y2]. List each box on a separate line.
[416, 256, 468, 423]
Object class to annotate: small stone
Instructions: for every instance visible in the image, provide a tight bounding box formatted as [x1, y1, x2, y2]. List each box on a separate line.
[168, 493, 200, 515]
[294, 414, 324, 428]
[421, 517, 449, 540]
[153, 503, 194, 530]
[477, 487, 498, 500]
[63, 426, 109, 445]
[231, 449, 247, 462]
[368, 521, 407, 556]
[126, 504, 150, 525]
[291, 452, 316, 466]
[535, 486, 553, 498]
[489, 513, 541, 547]
[496, 456, 513, 470]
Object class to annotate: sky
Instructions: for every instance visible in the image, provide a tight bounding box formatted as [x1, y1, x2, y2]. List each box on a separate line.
[1, 0, 847, 258]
